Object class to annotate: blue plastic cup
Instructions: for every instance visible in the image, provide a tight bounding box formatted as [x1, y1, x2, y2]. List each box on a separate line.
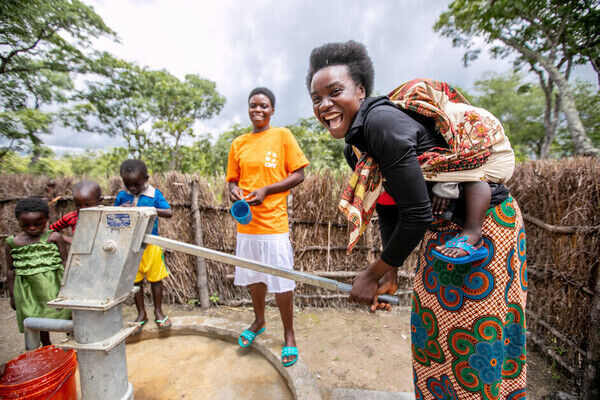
[231, 200, 252, 225]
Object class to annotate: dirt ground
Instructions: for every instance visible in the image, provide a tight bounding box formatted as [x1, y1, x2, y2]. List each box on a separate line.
[1, 298, 576, 399]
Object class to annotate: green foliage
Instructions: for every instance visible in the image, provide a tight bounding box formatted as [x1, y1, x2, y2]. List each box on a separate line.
[471, 73, 600, 158]
[64, 64, 227, 170]
[0, 69, 73, 159]
[61, 56, 156, 158]
[2, 115, 347, 177]
[210, 124, 251, 174]
[434, 0, 598, 70]
[435, 0, 600, 156]
[151, 71, 226, 169]
[209, 293, 220, 305]
[187, 298, 200, 306]
[0, 0, 116, 75]
[0, 148, 71, 176]
[62, 147, 129, 177]
[554, 80, 600, 156]
[0, 151, 29, 173]
[0, 0, 116, 159]
[471, 72, 545, 159]
[287, 117, 346, 171]
[571, 80, 600, 147]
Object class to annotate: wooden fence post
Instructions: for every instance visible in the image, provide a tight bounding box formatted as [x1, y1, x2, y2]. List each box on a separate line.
[581, 268, 600, 399]
[288, 193, 294, 237]
[191, 180, 210, 309]
[366, 223, 375, 263]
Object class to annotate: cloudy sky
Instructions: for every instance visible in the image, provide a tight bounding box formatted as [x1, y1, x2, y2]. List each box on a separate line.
[44, 0, 595, 154]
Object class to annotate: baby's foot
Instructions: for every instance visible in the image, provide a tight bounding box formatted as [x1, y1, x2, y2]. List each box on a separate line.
[435, 230, 482, 258]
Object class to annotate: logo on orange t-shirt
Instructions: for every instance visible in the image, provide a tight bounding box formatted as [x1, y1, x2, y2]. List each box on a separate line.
[264, 151, 278, 168]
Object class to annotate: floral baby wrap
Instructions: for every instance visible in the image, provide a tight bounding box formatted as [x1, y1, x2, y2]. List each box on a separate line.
[340, 78, 515, 252]
[388, 78, 514, 182]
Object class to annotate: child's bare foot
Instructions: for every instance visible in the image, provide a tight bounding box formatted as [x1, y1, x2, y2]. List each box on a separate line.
[435, 229, 482, 259]
[282, 330, 297, 365]
[239, 319, 266, 346]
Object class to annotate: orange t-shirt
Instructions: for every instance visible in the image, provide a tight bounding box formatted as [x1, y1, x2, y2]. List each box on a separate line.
[226, 127, 309, 234]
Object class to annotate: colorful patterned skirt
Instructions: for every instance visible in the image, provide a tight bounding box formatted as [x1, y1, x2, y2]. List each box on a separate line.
[412, 195, 527, 400]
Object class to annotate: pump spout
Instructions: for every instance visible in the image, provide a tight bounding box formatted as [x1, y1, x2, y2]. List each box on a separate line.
[23, 317, 74, 350]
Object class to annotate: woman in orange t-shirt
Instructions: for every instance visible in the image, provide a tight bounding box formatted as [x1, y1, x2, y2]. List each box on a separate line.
[226, 87, 309, 367]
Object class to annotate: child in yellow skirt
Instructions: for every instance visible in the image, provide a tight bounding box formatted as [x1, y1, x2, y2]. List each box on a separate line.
[115, 159, 172, 331]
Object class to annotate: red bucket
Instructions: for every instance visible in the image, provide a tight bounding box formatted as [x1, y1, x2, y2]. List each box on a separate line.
[0, 345, 77, 399]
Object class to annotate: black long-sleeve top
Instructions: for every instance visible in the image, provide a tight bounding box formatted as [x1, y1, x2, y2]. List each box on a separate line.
[344, 96, 507, 267]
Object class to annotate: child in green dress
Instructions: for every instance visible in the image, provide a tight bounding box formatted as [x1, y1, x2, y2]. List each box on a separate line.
[5, 197, 71, 347]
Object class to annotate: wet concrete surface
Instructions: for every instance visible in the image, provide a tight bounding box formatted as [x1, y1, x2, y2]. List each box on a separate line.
[126, 335, 293, 400]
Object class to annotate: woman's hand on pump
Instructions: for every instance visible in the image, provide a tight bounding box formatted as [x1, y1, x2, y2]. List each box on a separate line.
[349, 257, 395, 312]
[374, 269, 398, 312]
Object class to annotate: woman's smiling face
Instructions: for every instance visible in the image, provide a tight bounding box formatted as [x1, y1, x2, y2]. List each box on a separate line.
[310, 65, 365, 139]
[248, 94, 274, 131]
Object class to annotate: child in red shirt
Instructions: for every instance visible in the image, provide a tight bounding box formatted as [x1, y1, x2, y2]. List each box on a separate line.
[49, 181, 102, 244]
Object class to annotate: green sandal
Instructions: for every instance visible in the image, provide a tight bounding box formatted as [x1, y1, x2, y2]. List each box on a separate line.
[131, 319, 148, 334]
[281, 346, 298, 367]
[238, 327, 266, 348]
[155, 316, 172, 329]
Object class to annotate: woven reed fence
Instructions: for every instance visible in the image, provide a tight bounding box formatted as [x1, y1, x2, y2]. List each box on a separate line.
[506, 159, 600, 396]
[0, 158, 598, 395]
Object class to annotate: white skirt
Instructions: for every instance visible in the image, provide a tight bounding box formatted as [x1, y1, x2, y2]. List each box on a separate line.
[233, 232, 296, 293]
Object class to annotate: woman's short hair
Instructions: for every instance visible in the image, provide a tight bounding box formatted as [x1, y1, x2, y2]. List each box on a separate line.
[15, 197, 50, 218]
[248, 87, 276, 108]
[306, 40, 375, 97]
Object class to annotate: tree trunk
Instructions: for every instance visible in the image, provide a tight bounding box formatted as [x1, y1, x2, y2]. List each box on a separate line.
[169, 138, 180, 171]
[589, 56, 600, 87]
[501, 38, 600, 157]
[541, 61, 599, 157]
[191, 180, 210, 309]
[539, 83, 560, 159]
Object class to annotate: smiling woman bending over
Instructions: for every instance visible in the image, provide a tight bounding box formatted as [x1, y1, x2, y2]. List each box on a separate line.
[226, 87, 309, 367]
[307, 41, 527, 399]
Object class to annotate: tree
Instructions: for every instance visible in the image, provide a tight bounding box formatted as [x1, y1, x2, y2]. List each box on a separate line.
[62, 147, 129, 177]
[0, 0, 116, 75]
[61, 57, 156, 158]
[0, 69, 72, 160]
[435, 0, 600, 157]
[472, 72, 549, 158]
[0, 0, 116, 159]
[210, 124, 251, 173]
[561, 80, 600, 152]
[286, 117, 346, 170]
[151, 71, 225, 170]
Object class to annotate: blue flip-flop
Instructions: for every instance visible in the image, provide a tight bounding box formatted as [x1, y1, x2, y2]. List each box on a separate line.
[281, 346, 299, 367]
[238, 327, 266, 348]
[431, 235, 488, 264]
